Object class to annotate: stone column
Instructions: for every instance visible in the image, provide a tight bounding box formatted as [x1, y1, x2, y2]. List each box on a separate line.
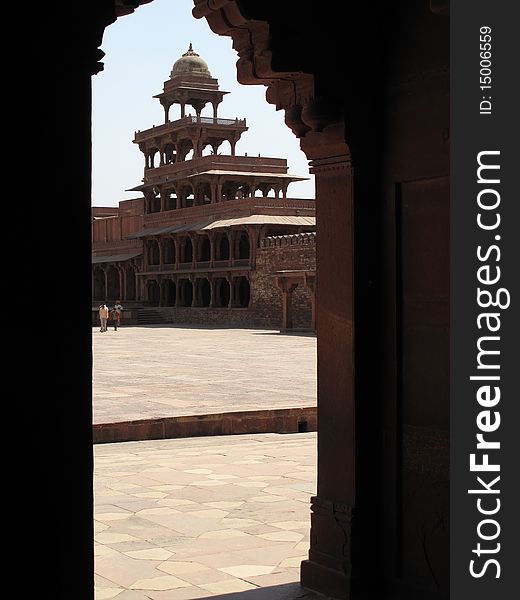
[209, 277, 216, 308]
[122, 269, 127, 302]
[227, 275, 234, 308]
[143, 240, 149, 270]
[281, 289, 291, 330]
[103, 268, 108, 301]
[175, 278, 181, 308]
[228, 230, 235, 266]
[190, 235, 196, 269]
[118, 267, 123, 301]
[299, 124, 358, 599]
[305, 275, 316, 332]
[247, 226, 259, 267]
[160, 188, 167, 212]
[277, 279, 298, 331]
[157, 238, 163, 269]
[174, 238, 180, 271]
[158, 278, 164, 307]
[189, 275, 195, 308]
[209, 232, 215, 268]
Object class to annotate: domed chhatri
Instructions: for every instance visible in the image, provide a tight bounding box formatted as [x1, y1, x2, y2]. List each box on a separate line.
[170, 43, 212, 78]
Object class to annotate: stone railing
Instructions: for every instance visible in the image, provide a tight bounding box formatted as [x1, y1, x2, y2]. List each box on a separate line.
[141, 196, 315, 228]
[260, 232, 316, 249]
[142, 259, 252, 273]
[134, 116, 246, 142]
[141, 154, 288, 183]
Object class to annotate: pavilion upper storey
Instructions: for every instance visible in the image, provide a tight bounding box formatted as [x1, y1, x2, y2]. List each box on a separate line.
[133, 44, 250, 165]
[129, 44, 308, 214]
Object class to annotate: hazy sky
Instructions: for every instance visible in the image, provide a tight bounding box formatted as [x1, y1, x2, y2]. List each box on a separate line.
[92, 0, 314, 207]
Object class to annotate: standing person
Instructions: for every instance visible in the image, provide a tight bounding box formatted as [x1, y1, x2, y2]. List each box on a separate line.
[98, 305, 104, 332]
[99, 303, 109, 332]
[113, 300, 123, 331]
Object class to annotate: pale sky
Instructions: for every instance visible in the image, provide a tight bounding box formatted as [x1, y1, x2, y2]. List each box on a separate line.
[92, 0, 314, 207]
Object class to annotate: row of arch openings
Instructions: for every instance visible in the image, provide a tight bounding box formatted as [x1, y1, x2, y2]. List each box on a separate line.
[92, 265, 137, 301]
[147, 231, 249, 267]
[147, 276, 250, 309]
[143, 138, 238, 169]
[145, 181, 288, 213]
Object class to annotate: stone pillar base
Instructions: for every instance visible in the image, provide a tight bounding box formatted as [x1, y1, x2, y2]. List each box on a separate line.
[301, 559, 350, 599]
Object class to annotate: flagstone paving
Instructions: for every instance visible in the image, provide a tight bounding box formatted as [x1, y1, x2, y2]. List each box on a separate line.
[95, 432, 325, 599]
[93, 326, 317, 425]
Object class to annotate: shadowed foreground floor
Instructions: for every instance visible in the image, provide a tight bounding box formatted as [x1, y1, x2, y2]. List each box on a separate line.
[94, 432, 330, 599]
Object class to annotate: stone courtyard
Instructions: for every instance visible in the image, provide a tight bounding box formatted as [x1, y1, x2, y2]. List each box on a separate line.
[93, 325, 317, 424]
[94, 325, 321, 599]
[95, 433, 322, 599]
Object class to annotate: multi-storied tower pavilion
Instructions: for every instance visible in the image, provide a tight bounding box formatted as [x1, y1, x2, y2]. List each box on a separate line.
[92, 45, 316, 329]
[131, 43, 306, 211]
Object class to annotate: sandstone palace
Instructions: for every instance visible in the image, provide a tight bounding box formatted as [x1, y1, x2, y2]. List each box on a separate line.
[92, 45, 316, 331]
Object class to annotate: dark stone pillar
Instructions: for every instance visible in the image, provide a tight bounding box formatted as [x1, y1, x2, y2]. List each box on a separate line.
[277, 279, 298, 331]
[118, 267, 123, 301]
[158, 279, 164, 307]
[38, 4, 121, 597]
[300, 128, 358, 599]
[160, 188, 166, 211]
[305, 277, 316, 332]
[174, 278, 181, 308]
[103, 269, 108, 301]
[227, 275, 234, 308]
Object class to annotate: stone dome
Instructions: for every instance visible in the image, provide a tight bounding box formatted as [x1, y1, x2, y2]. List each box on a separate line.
[170, 44, 212, 78]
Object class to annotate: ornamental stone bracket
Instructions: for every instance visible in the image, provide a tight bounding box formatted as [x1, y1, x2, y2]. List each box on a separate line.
[191, 0, 346, 159]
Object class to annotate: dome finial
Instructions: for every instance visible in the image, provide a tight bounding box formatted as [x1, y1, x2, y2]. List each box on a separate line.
[183, 43, 198, 57]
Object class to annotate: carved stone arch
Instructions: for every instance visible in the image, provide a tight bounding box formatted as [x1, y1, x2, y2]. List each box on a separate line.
[81, 4, 450, 600]
[191, 1, 344, 147]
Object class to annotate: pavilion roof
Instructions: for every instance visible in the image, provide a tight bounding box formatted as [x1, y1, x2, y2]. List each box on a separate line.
[126, 214, 315, 239]
[186, 170, 308, 181]
[92, 251, 142, 264]
[199, 215, 315, 229]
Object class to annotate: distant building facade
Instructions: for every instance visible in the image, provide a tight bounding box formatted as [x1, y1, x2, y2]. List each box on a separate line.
[92, 45, 316, 330]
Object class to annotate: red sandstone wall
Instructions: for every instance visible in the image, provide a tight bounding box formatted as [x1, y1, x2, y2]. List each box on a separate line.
[146, 307, 253, 328]
[92, 198, 144, 245]
[143, 234, 316, 329]
[251, 233, 316, 328]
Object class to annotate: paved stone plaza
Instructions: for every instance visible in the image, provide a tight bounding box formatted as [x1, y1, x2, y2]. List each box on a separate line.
[95, 432, 324, 600]
[93, 326, 317, 424]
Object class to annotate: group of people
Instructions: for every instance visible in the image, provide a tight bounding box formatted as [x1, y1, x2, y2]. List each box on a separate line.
[98, 301, 123, 332]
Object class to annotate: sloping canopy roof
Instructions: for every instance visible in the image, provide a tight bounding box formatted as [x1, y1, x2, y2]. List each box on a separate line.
[126, 219, 215, 239]
[92, 251, 142, 264]
[126, 215, 315, 239]
[126, 170, 308, 192]
[200, 215, 315, 229]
